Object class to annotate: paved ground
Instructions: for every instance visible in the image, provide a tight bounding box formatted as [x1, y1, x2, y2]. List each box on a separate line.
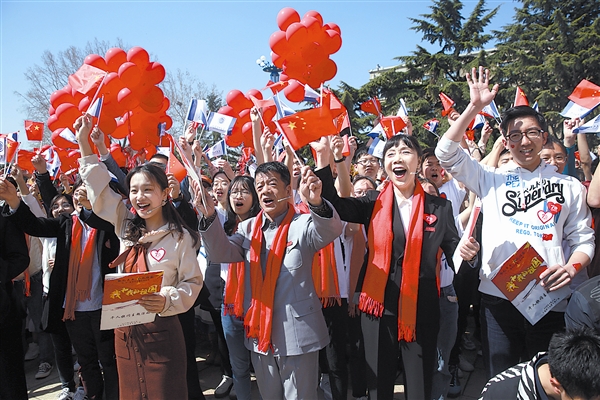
[24, 317, 487, 400]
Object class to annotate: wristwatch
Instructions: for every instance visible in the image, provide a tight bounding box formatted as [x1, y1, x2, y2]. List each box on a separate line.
[334, 156, 346, 163]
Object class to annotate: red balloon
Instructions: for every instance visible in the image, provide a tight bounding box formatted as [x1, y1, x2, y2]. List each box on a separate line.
[128, 131, 147, 151]
[110, 143, 127, 167]
[277, 7, 300, 31]
[160, 134, 171, 147]
[102, 72, 126, 102]
[246, 89, 262, 100]
[262, 105, 277, 123]
[226, 90, 253, 111]
[47, 114, 60, 132]
[238, 109, 252, 125]
[71, 88, 85, 104]
[158, 97, 170, 114]
[269, 31, 288, 55]
[49, 105, 56, 115]
[84, 54, 108, 71]
[272, 52, 284, 69]
[99, 116, 117, 135]
[241, 121, 253, 136]
[304, 10, 323, 25]
[55, 103, 82, 129]
[118, 62, 142, 87]
[141, 86, 164, 107]
[218, 106, 236, 117]
[301, 16, 322, 39]
[127, 47, 150, 69]
[111, 120, 129, 139]
[225, 132, 243, 148]
[285, 22, 308, 48]
[78, 97, 91, 112]
[280, 73, 290, 82]
[301, 42, 327, 63]
[105, 48, 127, 73]
[321, 58, 338, 82]
[117, 88, 139, 110]
[144, 62, 166, 85]
[324, 22, 341, 35]
[50, 89, 75, 109]
[144, 145, 157, 159]
[283, 80, 305, 103]
[323, 30, 342, 54]
[159, 114, 173, 130]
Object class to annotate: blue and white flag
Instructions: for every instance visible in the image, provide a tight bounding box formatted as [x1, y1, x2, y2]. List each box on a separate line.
[41, 147, 61, 178]
[423, 118, 439, 135]
[573, 114, 600, 134]
[532, 101, 539, 112]
[206, 140, 226, 159]
[473, 113, 486, 130]
[59, 128, 78, 145]
[0, 137, 6, 164]
[481, 100, 501, 120]
[207, 112, 236, 135]
[158, 122, 167, 137]
[186, 99, 209, 126]
[303, 85, 320, 103]
[273, 133, 285, 155]
[86, 97, 103, 118]
[368, 123, 386, 138]
[560, 100, 597, 119]
[273, 95, 296, 120]
[396, 98, 408, 117]
[368, 137, 385, 159]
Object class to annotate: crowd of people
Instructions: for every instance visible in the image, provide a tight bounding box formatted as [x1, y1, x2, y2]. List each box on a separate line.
[1, 66, 600, 400]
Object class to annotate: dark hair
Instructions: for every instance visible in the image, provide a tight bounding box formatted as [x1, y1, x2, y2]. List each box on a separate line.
[223, 176, 260, 236]
[255, 161, 291, 187]
[382, 134, 423, 162]
[49, 193, 74, 212]
[543, 134, 567, 155]
[500, 106, 548, 134]
[212, 170, 231, 183]
[352, 175, 377, 190]
[418, 176, 441, 194]
[548, 328, 600, 399]
[124, 163, 200, 248]
[149, 153, 169, 164]
[420, 147, 438, 167]
[353, 146, 372, 163]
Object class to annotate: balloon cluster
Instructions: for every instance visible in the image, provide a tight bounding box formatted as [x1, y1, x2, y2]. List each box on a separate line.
[270, 8, 342, 90]
[47, 46, 170, 163]
[219, 89, 277, 148]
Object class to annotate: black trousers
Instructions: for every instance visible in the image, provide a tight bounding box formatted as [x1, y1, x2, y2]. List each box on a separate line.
[361, 313, 436, 400]
[0, 301, 27, 400]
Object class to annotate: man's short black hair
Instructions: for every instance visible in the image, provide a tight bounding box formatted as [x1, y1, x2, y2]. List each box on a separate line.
[421, 147, 437, 166]
[255, 161, 291, 187]
[353, 146, 373, 163]
[548, 327, 600, 399]
[500, 106, 548, 134]
[149, 153, 169, 163]
[543, 134, 567, 155]
[352, 175, 377, 189]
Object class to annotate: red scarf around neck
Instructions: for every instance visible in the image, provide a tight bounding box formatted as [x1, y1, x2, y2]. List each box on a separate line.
[359, 180, 424, 342]
[63, 216, 98, 321]
[243, 206, 295, 353]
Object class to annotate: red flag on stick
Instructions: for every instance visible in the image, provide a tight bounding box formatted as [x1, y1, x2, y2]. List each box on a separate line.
[68, 64, 107, 95]
[568, 79, 600, 109]
[278, 107, 337, 150]
[25, 120, 44, 141]
[439, 92, 456, 117]
[379, 116, 407, 139]
[360, 97, 382, 117]
[514, 86, 530, 107]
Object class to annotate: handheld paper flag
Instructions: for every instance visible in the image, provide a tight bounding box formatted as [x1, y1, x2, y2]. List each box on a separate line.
[423, 119, 440, 135]
[573, 114, 600, 134]
[207, 112, 236, 135]
[186, 99, 209, 126]
[514, 86, 529, 107]
[439, 92, 455, 117]
[25, 120, 44, 141]
[277, 107, 336, 150]
[568, 79, 600, 109]
[206, 140, 226, 159]
[360, 97, 382, 117]
[560, 101, 596, 119]
[86, 97, 103, 118]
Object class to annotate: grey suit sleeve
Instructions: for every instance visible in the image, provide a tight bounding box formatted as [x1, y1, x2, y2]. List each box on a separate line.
[305, 199, 343, 252]
[200, 215, 246, 263]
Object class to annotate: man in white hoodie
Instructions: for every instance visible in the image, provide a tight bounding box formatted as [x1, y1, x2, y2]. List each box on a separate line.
[435, 66, 595, 379]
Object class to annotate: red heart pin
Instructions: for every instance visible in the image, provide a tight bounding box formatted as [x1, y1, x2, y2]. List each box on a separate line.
[424, 214, 437, 225]
[548, 202, 562, 215]
[149, 248, 166, 262]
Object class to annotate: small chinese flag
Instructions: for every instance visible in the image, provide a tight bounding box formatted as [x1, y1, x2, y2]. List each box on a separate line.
[379, 116, 407, 139]
[25, 120, 44, 141]
[278, 107, 337, 150]
[514, 86, 530, 107]
[360, 97, 382, 117]
[439, 92, 456, 117]
[568, 79, 600, 109]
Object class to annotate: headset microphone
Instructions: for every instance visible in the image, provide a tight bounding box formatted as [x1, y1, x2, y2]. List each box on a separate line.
[277, 196, 292, 203]
[144, 204, 163, 214]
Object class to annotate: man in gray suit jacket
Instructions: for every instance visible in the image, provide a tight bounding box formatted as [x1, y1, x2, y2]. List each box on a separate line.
[196, 161, 342, 399]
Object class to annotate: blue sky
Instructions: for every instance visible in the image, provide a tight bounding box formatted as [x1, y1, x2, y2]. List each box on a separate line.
[1, 0, 516, 138]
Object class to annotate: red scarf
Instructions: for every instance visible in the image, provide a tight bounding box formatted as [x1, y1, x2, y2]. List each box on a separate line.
[63, 216, 98, 321]
[224, 261, 245, 318]
[243, 206, 295, 353]
[359, 181, 424, 342]
[296, 202, 341, 308]
[109, 243, 151, 273]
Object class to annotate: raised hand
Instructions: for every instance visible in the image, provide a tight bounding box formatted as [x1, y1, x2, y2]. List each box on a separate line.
[299, 166, 323, 206]
[73, 185, 92, 210]
[330, 135, 344, 160]
[465, 66, 499, 110]
[31, 154, 47, 174]
[0, 177, 20, 209]
[190, 178, 215, 218]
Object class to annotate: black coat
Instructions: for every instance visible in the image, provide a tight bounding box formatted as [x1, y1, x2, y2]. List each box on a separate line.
[2, 202, 119, 333]
[315, 166, 460, 336]
[0, 214, 30, 323]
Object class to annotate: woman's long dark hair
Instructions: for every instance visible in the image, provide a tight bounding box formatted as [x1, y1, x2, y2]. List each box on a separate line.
[124, 163, 200, 247]
[223, 175, 260, 236]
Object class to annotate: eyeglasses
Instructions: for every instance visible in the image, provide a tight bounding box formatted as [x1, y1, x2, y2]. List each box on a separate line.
[505, 129, 544, 143]
[353, 190, 369, 197]
[356, 159, 379, 166]
[230, 190, 251, 197]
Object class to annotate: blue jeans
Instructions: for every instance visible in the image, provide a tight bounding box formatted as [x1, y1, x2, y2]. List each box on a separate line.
[431, 285, 458, 400]
[480, 293, 565, 379]
[221, 306, 253, 400]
